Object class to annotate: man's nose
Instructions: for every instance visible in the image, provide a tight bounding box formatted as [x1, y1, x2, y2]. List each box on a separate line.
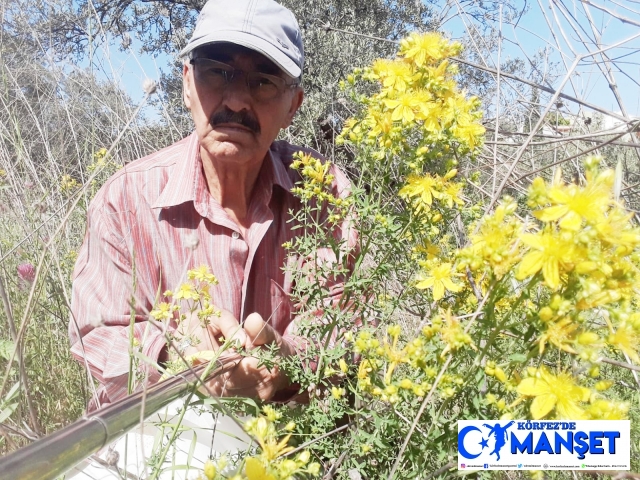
[221, 74, 253, 111]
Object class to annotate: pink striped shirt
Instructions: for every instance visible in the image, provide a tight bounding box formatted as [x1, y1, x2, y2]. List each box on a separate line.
[69, 133, 356, 409]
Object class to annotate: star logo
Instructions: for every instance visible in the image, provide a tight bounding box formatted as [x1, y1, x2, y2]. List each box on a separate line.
[479, 437, 489, 449]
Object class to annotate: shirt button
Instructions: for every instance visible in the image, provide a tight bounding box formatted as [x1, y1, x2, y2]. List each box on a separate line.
[232, 231, 240, 239]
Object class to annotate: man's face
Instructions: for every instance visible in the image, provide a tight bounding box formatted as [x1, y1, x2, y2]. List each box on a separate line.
[183, 43, 304, 168]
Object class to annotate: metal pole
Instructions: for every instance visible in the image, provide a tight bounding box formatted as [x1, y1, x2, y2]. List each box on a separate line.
[0, 356, 241, 480]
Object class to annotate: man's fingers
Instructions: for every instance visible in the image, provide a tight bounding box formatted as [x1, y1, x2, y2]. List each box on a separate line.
[210, 308, 247, 346]
[243, 312, 277, 347]
[204, 356, 279, 400]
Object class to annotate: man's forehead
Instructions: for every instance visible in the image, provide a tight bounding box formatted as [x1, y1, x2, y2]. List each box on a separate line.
[193, 43, 281, 74]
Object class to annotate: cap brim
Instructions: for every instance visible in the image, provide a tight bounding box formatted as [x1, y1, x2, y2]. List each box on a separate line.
[180, 31, 301, 78]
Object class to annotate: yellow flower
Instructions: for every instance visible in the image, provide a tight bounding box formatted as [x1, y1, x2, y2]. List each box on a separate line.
[399, 32, 458, 67]
[372, 59, 414, 92]
[416, 262, 463, 300]
[595, 208, 640, 249]
[534, 177, 610, 231]
[245, 417, 293, 461]
[399, 173, 442, 209]
[339, 358, 348, 374]
[493, 367, 507, 384]
[440, 181, 465, 208]
[587, 399, 629, 420]
[516, 367, 590, 419]
[173, 283, 200, 301]
[149, 302, 176, 321]
[60, 174, 79, 194]
[384, 92, 427, 123]
[188, 265, 218, 284]
[460, 199, 522, 278]
[608, 323, 640, 363]
[594, 380, 614, 392]
[516, 230, 576, 289]
[438, 309, 475, 356]
[245, 457, 274, 480]
[262, 405, 281, 422]
[387, 324, 401, 338]
[400, 378, 413, 389]
[451, 113, 486, 150]
[413, 241, 441, 261]
[331, 386, 346, 400]
[203, 459, 217, 480]
[537, 317, 578, 355]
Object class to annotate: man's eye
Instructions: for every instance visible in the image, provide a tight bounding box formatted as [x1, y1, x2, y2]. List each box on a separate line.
[255, 75, 278, 87]
[204, 67, 227, 77]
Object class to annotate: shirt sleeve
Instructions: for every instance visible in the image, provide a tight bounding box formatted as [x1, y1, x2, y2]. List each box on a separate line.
[69, 193, 167, 407]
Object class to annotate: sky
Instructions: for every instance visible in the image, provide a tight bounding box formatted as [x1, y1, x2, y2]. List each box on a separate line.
[441, 1, 640, 117]
[89, 0, 640, 119]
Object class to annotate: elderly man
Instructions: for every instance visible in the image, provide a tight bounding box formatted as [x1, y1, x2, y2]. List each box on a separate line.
[69, 0, 355, 410]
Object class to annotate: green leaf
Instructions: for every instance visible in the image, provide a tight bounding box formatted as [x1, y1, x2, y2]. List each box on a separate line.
[2, 382, 20, 406]
[0, 338, 15, 361]
[0, 402, 18, 423]
[508, 353, 527, 363]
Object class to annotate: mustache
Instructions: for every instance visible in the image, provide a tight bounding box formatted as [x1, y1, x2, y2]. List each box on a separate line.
[210, 109, 261, 134]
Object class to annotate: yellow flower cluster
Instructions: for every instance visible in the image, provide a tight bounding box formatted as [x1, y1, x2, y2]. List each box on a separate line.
[87, 148, 117, 172]
[59, 174, 79, 195]
[399, 169, 464, 215]
[434, 310, 476, 357]
[290, 152, 334, 199]
[354, 328, 432, 403]
[353, 317, 471, 403]
[395, 159, 637, 422]
[87, 147, 121, 197]
[458, 198, 522, 279]
[514, 162, 640, 363]
[162, 265, 221, 323]
[337, 32, 485, 167]
[150, 265, 222, 375]
[199, 456, 229, 480]
[290, 151, 351, 224]
[517, 162, 640, 292]
[196, 411, 319, 480]
[242, 407, 320, 480]
[456, 160, 640, 368]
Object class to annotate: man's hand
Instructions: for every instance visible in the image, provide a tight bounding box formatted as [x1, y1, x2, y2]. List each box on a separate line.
[159, 311, 220, 367]
[205, 311, 296, 400]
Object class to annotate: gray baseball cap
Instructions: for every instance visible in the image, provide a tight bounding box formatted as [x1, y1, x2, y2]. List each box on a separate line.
[180, 0, 304, 78]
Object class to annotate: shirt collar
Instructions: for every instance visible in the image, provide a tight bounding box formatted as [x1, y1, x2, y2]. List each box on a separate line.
[152, 132, 201, 210]
[152, 134, 296, 210]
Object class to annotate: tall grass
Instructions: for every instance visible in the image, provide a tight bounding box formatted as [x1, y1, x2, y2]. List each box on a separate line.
[0, 34, 174, 450]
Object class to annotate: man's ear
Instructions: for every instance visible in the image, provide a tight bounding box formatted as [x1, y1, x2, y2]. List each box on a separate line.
[183, 62, 192, 110]
[282, 87, 304, 128]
